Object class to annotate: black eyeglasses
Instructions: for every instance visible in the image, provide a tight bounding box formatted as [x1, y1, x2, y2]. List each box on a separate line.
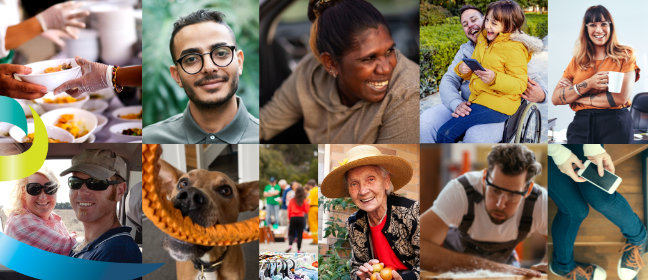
[175, 45, 236, 75]
[485, 172, 529, 202]
[68, 176, 121, 191]
[26, 182, 59, 196]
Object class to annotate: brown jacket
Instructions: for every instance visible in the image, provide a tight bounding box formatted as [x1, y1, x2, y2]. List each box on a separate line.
[260, 50, 419, 143]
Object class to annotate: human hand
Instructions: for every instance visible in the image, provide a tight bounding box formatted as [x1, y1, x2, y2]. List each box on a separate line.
[491, 263, 542, 278]
[587, 152, 615, 176]
[458, 62, 472, 75]
[522, 78, 545, 103]
[36, 2, 89, 38]
[54, 56, 111, 96]
[40, 29, 76, 47]
[557, 153, 586, 182]
[530, 262, 548, 273]
[356, 259, 381, 280]
[0, 64, 48, 99]
[585, 72, 609, 92]
[474, 68, 496, 84]
[452, 101, 472, 118]
[558, 77, 573, 87]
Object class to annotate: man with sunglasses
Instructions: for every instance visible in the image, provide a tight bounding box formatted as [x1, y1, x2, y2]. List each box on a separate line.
[143, 9, 259, 144]
[420, 144, 548, 277]
[59, 149, 141, 265]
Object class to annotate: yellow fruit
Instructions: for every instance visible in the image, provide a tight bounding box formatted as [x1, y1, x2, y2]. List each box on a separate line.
[380, 266, 394, 280]
[372, 263, 384, 273]
[370, 272, 379, 280]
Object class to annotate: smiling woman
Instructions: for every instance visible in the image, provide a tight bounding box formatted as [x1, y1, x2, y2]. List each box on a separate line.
[259, 0, 420, 144]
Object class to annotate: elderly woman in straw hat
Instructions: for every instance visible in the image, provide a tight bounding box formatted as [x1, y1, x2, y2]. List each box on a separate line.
[3, 167, 77, 255]
[321, 145, 420, 280]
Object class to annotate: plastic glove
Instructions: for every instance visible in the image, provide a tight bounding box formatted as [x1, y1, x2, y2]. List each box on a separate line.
[54, 56, 111, 96]
[40, 29, 76, 47]
[36, 2, 89, 39]
[587, 152, 615, 176]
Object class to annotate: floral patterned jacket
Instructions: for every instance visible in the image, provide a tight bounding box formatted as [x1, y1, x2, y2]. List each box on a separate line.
[346, 195, 420, 280]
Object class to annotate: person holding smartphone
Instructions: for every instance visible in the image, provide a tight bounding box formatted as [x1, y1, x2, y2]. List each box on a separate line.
[549, 144, 646, 280]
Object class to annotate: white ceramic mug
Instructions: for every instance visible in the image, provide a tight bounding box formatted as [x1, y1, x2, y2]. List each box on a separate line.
[607, 71, 624, 93]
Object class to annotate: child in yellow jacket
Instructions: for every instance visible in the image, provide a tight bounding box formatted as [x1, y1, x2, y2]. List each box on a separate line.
[436, 0, 543, 143]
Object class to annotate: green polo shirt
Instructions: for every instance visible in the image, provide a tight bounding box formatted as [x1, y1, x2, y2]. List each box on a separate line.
[264, 184, 281, 205]
[143, 96, 259, 144]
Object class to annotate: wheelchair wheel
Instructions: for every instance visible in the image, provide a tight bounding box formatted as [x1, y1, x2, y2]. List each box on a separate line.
[514, 102, 541, 143]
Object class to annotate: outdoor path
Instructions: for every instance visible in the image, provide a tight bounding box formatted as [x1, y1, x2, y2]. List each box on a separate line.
[419, 35, 549, 142]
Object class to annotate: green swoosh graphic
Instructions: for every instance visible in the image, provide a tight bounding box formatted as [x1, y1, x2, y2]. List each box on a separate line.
[0, 96, 48, 181]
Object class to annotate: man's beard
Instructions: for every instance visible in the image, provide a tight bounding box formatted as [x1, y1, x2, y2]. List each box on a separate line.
[182, 72, 238, 110]
[487, 209, 509, 225]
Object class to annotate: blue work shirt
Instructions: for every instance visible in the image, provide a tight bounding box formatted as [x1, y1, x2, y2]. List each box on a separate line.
[69, 226, 141, 263]
[281, 186, 292, 210]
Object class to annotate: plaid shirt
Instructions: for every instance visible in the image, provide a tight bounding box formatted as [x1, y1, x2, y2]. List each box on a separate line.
[4, 207, 77, 255]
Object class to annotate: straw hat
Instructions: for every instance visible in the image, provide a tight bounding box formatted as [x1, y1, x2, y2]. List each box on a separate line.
[321, 145, 413, 198]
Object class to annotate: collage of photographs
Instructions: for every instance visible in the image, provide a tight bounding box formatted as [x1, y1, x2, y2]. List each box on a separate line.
[0, 0, 648, 280]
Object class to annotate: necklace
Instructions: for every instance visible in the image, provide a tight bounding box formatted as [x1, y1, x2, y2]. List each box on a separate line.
[595, 54, 607, 73]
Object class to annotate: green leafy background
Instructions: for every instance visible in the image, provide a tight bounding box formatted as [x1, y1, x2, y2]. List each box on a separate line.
[142, 0, 259, 127]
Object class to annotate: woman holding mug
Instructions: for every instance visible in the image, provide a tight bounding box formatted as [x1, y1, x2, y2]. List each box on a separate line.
[551, 5, 640, 144]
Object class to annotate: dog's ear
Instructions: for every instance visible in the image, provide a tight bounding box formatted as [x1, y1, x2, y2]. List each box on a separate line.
[237, 180, 259, 212]
[158, 159, 186, 196]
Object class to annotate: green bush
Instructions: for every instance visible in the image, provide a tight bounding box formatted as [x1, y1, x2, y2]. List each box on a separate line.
[420, 23, 467, 97]
[524, 13, 548, 38]
[420, 3, 452, 26]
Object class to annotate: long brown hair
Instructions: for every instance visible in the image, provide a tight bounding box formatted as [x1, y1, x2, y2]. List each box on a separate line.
[483, 0, 526, 34]
[574, 5, 633, 70]
[294, 186, 306, 207]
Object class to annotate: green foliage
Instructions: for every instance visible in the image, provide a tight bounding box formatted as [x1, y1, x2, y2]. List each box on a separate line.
[258, 145, 317, 194]
[419, 23, 466, 97]
[319, 197, 356, 280]
[142, 0, 259, 127]
[524, 13, 548, 38]
[464, 0, 529, 11]
[55, 202, 72, 209]
[420, 3, 452, 26]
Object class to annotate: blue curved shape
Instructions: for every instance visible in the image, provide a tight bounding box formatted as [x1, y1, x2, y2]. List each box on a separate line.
[0, 232, 163, 280]
[0, 96, 27, 133]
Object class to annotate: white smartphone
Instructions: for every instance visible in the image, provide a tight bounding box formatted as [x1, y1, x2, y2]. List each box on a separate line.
[577, 160, 622, 194]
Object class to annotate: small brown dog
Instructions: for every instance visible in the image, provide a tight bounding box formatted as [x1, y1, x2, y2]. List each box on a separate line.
[158, 158, 259, 280]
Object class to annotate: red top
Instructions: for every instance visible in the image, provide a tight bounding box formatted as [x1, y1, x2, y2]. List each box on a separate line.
[370, 215, 408, 270]
[288, 198, 309, 219]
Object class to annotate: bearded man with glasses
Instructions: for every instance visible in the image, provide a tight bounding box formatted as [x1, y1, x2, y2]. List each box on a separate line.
[143, 9, 259, 144]
[420, 144, 548, 277]
[60, 149, 141, 266]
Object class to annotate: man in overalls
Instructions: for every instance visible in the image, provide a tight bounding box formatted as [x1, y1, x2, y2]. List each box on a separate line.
[420, 144, 548, 277]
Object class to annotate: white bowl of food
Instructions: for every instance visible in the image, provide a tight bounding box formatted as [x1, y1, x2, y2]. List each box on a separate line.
[35, 92, 89, 112]
[9, 123, 75, 143]
[112, 105, 142, 121]
[83, 99, 109, 114]
[88, 88, 116, 101]
[0, 122, 14, 137]
[14, 58, 81, 92]
[109, 121, 142, 142]
[84, 133, 96, 143]
[94, 114, 108, 133]
[41, 108, 97, 143]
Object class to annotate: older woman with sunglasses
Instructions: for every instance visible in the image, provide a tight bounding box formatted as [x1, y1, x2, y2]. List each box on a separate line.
[3, 167, 77, 255]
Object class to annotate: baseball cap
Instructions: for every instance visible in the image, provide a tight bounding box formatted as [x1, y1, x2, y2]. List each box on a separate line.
[60, 149, 127, 180]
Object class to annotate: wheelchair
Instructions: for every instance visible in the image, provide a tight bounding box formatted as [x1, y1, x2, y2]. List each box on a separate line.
[501, 99, 542, 143]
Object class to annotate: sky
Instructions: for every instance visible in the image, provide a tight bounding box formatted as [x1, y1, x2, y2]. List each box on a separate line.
[548, 0, 648, 133]
[0, 159, 72, 207]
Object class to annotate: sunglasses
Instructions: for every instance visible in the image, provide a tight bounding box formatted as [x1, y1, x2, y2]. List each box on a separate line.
[26, 182, 59, 196]
[68, 176, 121, 191]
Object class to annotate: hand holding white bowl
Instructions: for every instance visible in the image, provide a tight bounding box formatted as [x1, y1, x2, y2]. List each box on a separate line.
[54, 56, 111, 96]
[0, 64, 47, 99]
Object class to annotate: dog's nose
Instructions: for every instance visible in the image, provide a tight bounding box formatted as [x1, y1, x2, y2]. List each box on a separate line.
[173, 187, 206, 215]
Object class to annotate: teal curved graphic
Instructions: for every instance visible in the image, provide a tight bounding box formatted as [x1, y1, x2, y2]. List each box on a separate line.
[0, 232, 162, 279]
[0, 96, 48, 181]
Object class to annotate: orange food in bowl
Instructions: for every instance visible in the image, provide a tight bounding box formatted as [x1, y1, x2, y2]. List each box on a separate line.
[44, 62, 72, 73]
[43, 96, 84, 104]
[118, 110, 142, 120]
[55, 114, 88, 138]
[23, 133, 68, 143]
